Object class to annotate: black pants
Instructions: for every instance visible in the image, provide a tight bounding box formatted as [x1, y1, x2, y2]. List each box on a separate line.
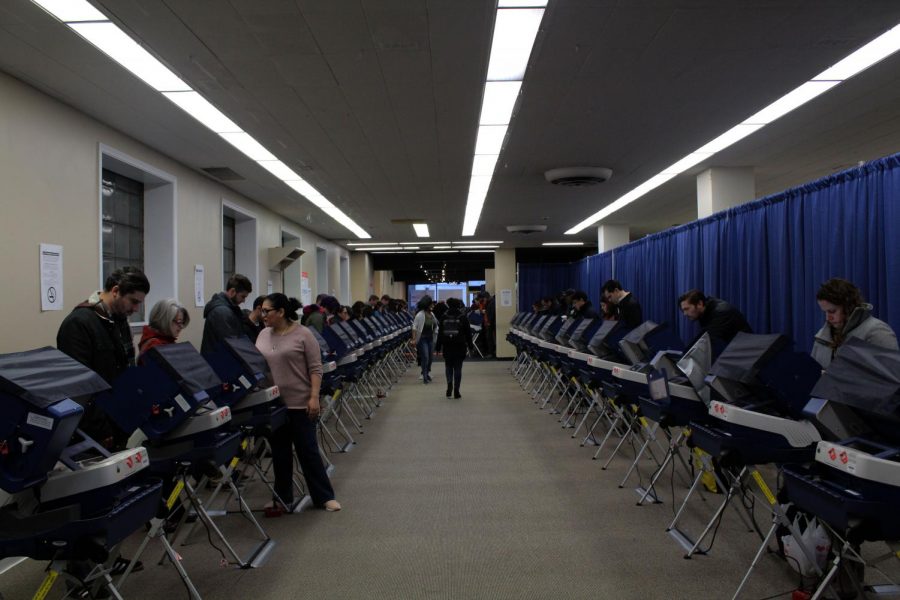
[271, 409, 335, 506]
[444, 358, 464, 394]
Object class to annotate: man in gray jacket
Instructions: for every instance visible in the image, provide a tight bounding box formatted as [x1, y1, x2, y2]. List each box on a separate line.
[201, 274, 253, 354]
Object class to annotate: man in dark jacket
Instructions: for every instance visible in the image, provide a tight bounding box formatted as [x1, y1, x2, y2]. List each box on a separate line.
[602, 280, 643, 328]
[570, 290, 599, 319]
[57, 266, 150, 449]
[435, 297, 475, 399]
[679, 289, 752, 346]
[201, 274, 252, 354]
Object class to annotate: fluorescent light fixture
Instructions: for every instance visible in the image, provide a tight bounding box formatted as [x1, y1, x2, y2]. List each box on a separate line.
[353, 247, 399, 252]
[32, 0, 106, 22]
[498, 0, 548, 6]
[371, 251, 406, 254]
[472, 154, 499, 177]
[660, 154, 711, 175]
[743, 81, 839, 125]
[480, 81, 521, 125]
[453, 240, 504, 244]
[564, 23, 900, 235]
[257, 160, 302, 181]
[218, 131, 277, 161]
[461, 250, 496, 253]
[462, 191, 488, 236]
[418, 250, 459, 254]
[542, 242, 584, 246]
[415, 241, 452, 245]
[451, 245, 499, 249]
[413, 223, 430, 237]
[347, 242, 398, 246]
[695, 123, 765, 155]
[68, 23, 190, 92]
[487, 8, 544, 81]
[400, 246, 421, 250]
[813, 23, 900, 81]
[162, 91, 241, 133]
[474, 125, 508, 155]
[433, 246, 453, 250]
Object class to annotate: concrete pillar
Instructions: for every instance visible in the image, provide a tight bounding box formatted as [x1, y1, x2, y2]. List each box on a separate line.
[484, 268, 495, 295]
[697, 166, 755, 218]
[597, 225, 630, 252]
[350, 252, 373, 303]
[494, 248, 517, 358]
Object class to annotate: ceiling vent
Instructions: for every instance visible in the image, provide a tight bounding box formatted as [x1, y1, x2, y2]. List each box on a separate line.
[506, 225, 547, 234]
[544, 167, 612, 187]
[202, 167, 244, 181]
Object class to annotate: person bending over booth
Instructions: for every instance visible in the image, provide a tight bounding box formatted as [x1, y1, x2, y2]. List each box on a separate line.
[570, 290, 599, 320]
[601, 279, 643, 328]
[201, 273, 252, 354]
[256, 293, 341, 513]
[812, 277, 897, 369]
[678, 289, 752, 347]
[138, 298, 190, 362]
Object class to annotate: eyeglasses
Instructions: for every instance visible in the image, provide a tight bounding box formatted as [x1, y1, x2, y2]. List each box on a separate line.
[172, 320, 186, 327]
[260, 308, 274, 316]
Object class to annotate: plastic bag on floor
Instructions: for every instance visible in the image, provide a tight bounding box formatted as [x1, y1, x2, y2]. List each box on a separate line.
[781, 515, 831, 576]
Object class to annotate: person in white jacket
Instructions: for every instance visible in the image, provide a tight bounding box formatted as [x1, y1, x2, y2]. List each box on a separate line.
[411, 296, 438, 383]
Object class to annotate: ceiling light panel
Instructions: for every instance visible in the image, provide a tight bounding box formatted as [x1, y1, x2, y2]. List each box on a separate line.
[453, 240, 504, 244]
[743, 81, 839, 125]
[498, 0, 548, 6]
[813, 23, 900, 81]
[256, 159, 301, 181]
[480, 81, 522, 125]
[413, 223, 430, 238]
[474, 125, 508, 155]
[471, 154, 499, 177]
[487, 9, 544, 81]
[347, 242, 398, 246]
[353, 247, 398, 252]
[32, 0, 106, 22]
[68, 23, 190, 92]
[218, 131, 277, 161]
[162, 91, 241, 133]
[542, 242, 584, 246]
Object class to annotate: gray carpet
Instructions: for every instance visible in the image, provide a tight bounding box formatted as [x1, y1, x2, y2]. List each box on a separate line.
[2, 361, 822, 599]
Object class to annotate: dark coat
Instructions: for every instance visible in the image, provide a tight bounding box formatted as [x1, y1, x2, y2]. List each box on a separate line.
[617, 293, 643, 328]
[56, 301, 134, 447]
[571, 301, 599, 320]
[435, 309, 475, 361]
[201, 291, 245, 354]
[695, 297, 752, 346]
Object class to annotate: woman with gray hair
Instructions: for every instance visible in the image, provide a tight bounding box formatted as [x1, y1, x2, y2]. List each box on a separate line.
[138, 298, 190, 362]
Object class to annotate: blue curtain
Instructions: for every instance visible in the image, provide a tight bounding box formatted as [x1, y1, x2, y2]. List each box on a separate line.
[517, 152, 900, 352]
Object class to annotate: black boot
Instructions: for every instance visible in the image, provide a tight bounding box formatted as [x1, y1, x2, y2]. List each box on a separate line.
[454, 389, 461, 399]
[446, 385, 452, 398]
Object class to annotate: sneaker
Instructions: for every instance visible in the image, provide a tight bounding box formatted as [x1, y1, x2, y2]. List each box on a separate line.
[324, 499, 342, 512]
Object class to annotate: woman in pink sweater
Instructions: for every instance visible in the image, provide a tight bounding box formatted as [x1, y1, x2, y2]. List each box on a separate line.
[256, 293, 341, 512]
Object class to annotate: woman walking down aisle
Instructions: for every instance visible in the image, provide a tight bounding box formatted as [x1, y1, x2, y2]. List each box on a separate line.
[256, 293, 341, 513]
[435, 297, 475, 399]
[411, 295, 438, 383]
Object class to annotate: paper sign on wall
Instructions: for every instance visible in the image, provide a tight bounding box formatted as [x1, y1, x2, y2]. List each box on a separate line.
[300, 271, 311, 306]
[194, 265, 205, 307]
[500, 289, 512, 307]
[40, 243, 63, 311]
[267, 280, 273, 295]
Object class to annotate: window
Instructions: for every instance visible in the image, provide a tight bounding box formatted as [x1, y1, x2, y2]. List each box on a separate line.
[223, 214, 236, 284]
[101, 168, 145, 322]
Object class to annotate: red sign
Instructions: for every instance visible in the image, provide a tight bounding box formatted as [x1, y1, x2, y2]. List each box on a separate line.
[839, 451, 849, 464]
[828, 448, 837, 461]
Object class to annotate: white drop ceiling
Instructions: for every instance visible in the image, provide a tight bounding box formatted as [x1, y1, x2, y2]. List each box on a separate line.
[1, 0, 899, 249]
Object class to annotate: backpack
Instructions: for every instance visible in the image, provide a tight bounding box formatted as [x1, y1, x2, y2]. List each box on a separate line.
[442, 313, 461, 340]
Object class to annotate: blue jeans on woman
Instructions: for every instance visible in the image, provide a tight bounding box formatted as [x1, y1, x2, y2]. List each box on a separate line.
[417, 337, 433, 381]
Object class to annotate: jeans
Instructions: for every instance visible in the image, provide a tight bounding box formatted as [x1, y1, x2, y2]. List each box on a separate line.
[444, 358, 463, 393]
[271, 409, 335, 506]
[417, 337, 433, 378]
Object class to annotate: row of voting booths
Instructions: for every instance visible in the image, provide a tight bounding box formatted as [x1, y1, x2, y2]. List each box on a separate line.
[507, 311, 900, 599]
[0, 310, 414, 599]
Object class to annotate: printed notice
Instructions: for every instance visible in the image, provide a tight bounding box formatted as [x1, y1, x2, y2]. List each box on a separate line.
[300, 271, 312, 306]
[500, 289, 512, 307]
[267, 280, 274, 295]
[40, 243, 63, 311]
[194, 265, 205, 307]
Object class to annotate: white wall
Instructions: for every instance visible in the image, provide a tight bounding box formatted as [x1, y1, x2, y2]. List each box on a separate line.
[0, 70, 351, 353]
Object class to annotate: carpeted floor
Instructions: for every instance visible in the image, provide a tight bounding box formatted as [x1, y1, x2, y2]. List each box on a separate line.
[0, 360, 838, 599]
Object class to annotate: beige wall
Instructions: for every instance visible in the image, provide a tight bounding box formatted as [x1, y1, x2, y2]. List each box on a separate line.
[350, 253, 374, 303]
[0, 70, 350, 354]
[493, 249, 517, 358]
